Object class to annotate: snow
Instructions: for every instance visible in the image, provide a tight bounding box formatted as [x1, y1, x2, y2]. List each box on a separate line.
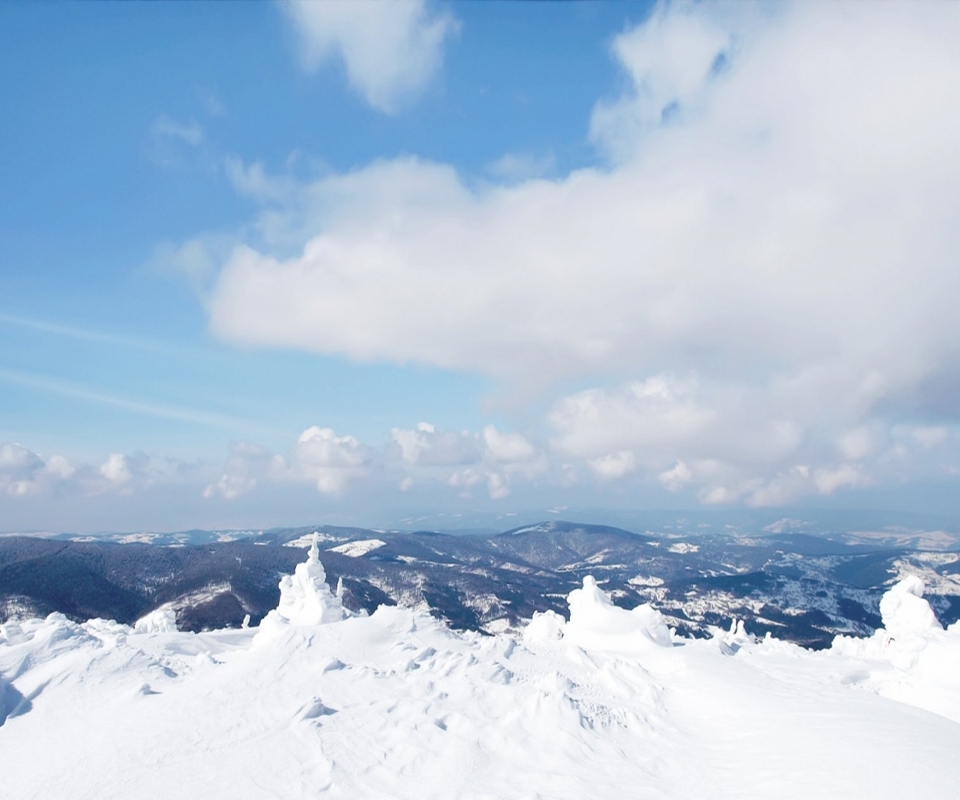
[563, 575, 674, 651]
[283, 531, 341, 548]
[133, 607, 178, 634]
[116, 533, 162, 544]
[523, 609, 565, 642]
[328, 538, 386, 557]
[3, 552, 960, 798]
[628, 574, 665, 587]
[879, 575, 943, 637]
[260, 534, 347, 632]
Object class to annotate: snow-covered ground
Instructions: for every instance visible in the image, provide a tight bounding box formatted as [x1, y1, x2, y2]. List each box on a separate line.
[328, 538, 387, 558]
[2, 536, 960, 799]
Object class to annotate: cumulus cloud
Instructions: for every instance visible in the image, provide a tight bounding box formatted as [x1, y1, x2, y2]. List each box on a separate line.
[0, 443, 50, 496]
[291, 426, 371, 494]
[549, 376, 715, 460]
[589, 451, 637, 481]
[96, 453, 157, 495]
[0, 443, 172, 498]
[387, 422, 543, 499]
[210, 2, 960, 396]
[192, 1, 960, 507]
[280, 0, 458, 113]
[590, 1, 732, 160]
[447, 468, 483, 490]
[482, 425, 538, 465]
[659, 460, 693, 492]
[100, 454, 133, 485]
[391, 422, 480, 467]
[486, 472, 510, 500]
[485, 152, 556, 183]
[203, 441, 281, 500]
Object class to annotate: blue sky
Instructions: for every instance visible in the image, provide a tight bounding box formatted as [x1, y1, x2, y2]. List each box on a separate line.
[2, 1, 960, 533]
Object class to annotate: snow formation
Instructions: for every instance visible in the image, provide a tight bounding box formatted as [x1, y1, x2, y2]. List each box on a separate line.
[3, 541, 960, 798]
[258, 533, 347, 634]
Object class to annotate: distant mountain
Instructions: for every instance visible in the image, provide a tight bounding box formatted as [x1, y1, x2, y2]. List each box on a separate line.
[2, 521, 959, 648]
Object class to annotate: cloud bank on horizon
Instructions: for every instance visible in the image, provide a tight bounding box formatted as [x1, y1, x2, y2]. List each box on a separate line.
[3, 0, 960, 529]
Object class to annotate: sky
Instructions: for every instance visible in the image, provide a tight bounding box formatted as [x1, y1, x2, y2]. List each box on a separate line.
[2, 0, 960, 533]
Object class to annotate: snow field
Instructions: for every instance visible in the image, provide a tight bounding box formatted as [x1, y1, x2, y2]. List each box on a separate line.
[2, 535, 960, 798]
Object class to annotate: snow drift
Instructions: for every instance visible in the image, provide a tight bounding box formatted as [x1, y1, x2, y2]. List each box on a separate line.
[2, 540, 960, 798]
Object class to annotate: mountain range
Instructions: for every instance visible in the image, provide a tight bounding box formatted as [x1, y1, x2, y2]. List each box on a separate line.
[3, 520, 958, 649]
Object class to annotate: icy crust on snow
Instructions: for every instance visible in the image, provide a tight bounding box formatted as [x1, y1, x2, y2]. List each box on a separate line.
[4, 553, 960, 798]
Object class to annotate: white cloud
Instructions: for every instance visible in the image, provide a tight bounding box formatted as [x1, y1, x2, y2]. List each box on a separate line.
[209, 2, 960, 389]
[191, 2, 960, 507]
[590, 0, 732, 160]
[224, 156, 298, 205]
[203, 441, 279, 500]
[482, 425, 537, 464]
[589, 451, 637, 481]
[813, 464, 865, 495]
[486, 472, 510, 500]
[391, 422, 480, 466]
[446, 468, 483, 490]
[44, 454, 76, 481]
[0, 443, 48, 496]
[485, 152, 556, 183]
[659, 460, 692, 491]
[388, 422, 543, 499]
[203, 473, 256, 501]
[292, 426, 370, 494]
[905, 425, 950, 450]
[280, 0, 458, 113]
[100, 453, 132, 485]
[549, 376, 715, 461]
[0, 443, 194, 500]
[837, 427, 874, 461]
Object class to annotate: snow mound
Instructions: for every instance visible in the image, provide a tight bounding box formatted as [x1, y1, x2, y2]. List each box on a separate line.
[832, 576, 945, 666]
[523, 609, 566, 642]
[258, 534, 346, 636]
[878, 575, 943, 637]
[562, 575, 673, 651]
[831, 576, 960, 717]
[134, 607, 178, 634]
[716, 618, 756, 656]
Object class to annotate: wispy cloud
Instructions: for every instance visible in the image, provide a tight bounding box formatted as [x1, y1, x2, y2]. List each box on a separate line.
[0, 311, 178, 353]
[146, 114, 205, 168]
[0, 367, 261, 432]
[151, 114, 204, 146]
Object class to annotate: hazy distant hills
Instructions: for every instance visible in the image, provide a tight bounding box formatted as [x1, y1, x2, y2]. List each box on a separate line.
[2, 520, 959, 648]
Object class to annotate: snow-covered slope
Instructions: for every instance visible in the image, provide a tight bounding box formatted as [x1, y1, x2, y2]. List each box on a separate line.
[2, 536, 960, 799]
